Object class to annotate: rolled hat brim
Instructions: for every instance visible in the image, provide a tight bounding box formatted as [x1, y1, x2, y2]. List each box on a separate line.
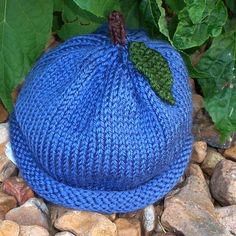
[9, 111, 192, 213]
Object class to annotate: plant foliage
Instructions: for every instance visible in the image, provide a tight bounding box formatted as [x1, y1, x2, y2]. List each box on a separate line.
[0, 0, 235, 141]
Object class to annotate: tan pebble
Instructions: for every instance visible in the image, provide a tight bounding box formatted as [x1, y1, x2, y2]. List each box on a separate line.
[2, 177, 34, 205]
[19, 225, 49, 236]
[210, 159, 236, 205]
[0, 191, 17, 220]
[201, 148, 224, 176]
[5, 198, 50, 230]
[115, 218, 141, 236]
[0, 155, 17, 182]
[0, 220, 20, 236]
[191, 141, 207, 163]
[55, 211, 117, 236]
[224, 143, 236, 161]
[55, 232, 76, 236]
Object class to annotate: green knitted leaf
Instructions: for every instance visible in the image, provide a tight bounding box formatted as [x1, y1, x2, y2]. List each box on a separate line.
[129, 42, 175, 105]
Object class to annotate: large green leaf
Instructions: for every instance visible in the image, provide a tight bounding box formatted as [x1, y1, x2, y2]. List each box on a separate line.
[139, 0, 170, 39]
[156, 0, 171, 41]
[58, 0, 103, 40]
[139, 0, 163, 30]
[120, 0, 141, 29]
[164, 0, 185, 13]
[54, 0, 63, 12]
[196, 30, 236, 141]
[0, 0, 53, 111]
[72, 0, 120, 18]
[173, 0, 227, 49]
[225, 0, 236, 14]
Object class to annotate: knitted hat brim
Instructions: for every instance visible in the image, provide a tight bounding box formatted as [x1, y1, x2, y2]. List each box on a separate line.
[9, 111, 192, 213]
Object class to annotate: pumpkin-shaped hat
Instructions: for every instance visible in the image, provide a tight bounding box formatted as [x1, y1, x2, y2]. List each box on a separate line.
[9, 12, 192, 213]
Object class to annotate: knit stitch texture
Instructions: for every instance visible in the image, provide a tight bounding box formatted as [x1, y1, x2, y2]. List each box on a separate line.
[9, 30, 193, 213]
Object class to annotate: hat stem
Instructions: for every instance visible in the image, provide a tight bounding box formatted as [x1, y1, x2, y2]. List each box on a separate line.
[108, 11, 126, 46]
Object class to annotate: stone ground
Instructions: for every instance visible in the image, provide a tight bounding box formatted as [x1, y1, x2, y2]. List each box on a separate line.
[0, 79, 236, 236]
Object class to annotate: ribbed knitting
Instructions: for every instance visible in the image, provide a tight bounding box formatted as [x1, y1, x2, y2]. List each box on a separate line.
[9, 30, 193, 213]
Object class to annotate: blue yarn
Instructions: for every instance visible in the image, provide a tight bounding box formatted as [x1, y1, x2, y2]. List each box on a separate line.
[9, 30, 193, 213]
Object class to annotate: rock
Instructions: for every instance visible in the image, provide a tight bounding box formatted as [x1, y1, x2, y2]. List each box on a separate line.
[0, 220, 20, 236]
[153, 233, 177, 236]
[2, 177, 34, 205]
[0, 102, 8, 123]
[216, 205, 236, 234]
[155, 222, 166, 234]
[143, 205, 155, 233]
[19, 225, 50, 236]
[224, 143, 236, 161]
[55, 211, 117, 236]
[118, 210, 143, 221]
[48, 204, 70, 225]
[201, 148, 224, 176]
[155, 204, 164, 218]
[0, 191, 17, 220]
[106, 213, 116, 221]
[189, 79, 195, 92]
[115, 218, 141, 236]
[161, 164, 231, 236]
[4, 142, 17, 165]
[192, 109, 235, 149]
[210, 159, 236, 205]
[0, 143, 6, 157]
[192, 94, 203, 118]
[0, 155, 17, 182]
[0, 124, 8, 145]
[191, 141, 207, 163]
[5, 198, 50, 230]
[185, 164, 212, 200]
[55, 232, 76, 236]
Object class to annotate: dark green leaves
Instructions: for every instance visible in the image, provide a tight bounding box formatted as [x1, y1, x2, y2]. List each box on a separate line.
[196, 31, 236, 141]
[0, 0, 53, 111]
[57, 0, 103, 40]
[173, 0, 227, 49]
[120, 0, 141, 29]
[58, 0, 142, 40]
[139, 0, 166, 38]
[73, 0, 120, 18]
[129, 42, 175, 105]
[225, 0, 236, 14]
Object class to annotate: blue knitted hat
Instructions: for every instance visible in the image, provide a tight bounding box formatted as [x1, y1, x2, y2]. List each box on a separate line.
[9, 14, 192, 213]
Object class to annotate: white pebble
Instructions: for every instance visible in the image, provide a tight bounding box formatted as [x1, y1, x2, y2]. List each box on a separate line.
[143, 204, 155, 232]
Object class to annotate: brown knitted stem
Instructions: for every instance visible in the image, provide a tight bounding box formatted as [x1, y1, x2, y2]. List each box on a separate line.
[108, 11, 126, 46]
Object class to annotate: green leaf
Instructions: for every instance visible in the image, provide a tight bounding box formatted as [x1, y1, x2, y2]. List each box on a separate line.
[139, 0, 159, 29]
[225, 0, 236, 14]
[173, 0, 228, 49]
[196, 30, 236, 141]
[164, 0, 185, 13]
[53, 0, 63, 12]
[72, 0, 120, 18]
[224, 18, 236, 33]
[52, 12, 63, 32]
[139, 0, 170, 39]
[57, 0, 103, 40]
[120, 0, 141, 29]
[129, 42, 175, 105]
[156, 0, 171, 41]
[0, 0, 53, 111]
[180, 51, 208, 78]
[139, 0, 160, 37]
